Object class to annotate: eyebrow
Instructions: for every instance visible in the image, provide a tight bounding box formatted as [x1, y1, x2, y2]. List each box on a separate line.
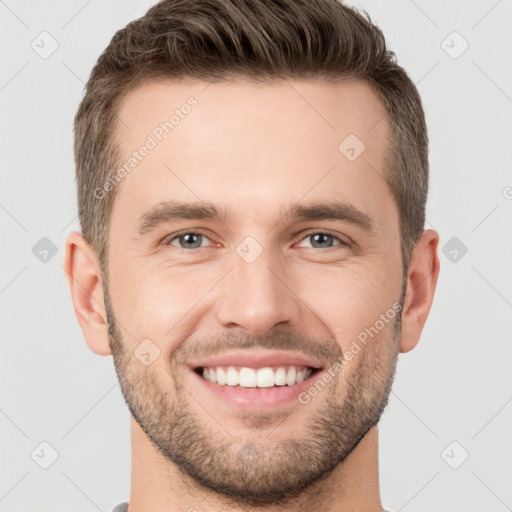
[137, 199, 375, 235]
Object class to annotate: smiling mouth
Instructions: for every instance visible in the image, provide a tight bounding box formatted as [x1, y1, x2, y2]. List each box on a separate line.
[194, 364, 322, 389]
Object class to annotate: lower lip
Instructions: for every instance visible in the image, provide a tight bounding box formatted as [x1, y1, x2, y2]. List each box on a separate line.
[189, 368, 321, 410]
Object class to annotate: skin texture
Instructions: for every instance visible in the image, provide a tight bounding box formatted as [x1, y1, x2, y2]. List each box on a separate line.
[64, 78, 440, 512]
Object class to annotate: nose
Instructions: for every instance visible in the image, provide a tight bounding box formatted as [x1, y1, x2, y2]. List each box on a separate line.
[214, 241, 302, 336]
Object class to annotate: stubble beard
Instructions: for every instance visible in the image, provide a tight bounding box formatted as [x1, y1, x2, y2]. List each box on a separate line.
[103, 279, 403, 508]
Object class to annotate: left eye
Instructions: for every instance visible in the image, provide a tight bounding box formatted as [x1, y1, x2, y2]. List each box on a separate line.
[296, 231, 346, 249]
[166, 231, 347, 250]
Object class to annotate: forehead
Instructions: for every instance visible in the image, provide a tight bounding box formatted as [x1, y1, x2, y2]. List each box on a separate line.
[110, 77, 395, 233]
[115, 77, 388, 150]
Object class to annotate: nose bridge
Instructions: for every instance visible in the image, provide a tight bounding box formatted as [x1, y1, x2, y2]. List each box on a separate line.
[214, 235, 302, 335]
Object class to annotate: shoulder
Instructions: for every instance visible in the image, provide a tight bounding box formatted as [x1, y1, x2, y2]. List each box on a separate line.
[112, 502, 129, 512]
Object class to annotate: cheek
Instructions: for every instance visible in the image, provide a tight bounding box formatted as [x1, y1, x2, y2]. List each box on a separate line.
[298, 260, 400, 352]
[109, 264, 217, 351]
[109, 245, 401, 357]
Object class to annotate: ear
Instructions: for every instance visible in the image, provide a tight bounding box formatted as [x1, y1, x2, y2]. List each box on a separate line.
[399, 229, 440, 353]
[63, 231, 112, 356]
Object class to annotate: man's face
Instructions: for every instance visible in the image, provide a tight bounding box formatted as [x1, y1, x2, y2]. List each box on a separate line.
[105, 78, 404, 506]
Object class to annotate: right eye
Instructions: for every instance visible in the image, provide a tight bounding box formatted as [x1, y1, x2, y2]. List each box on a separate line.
[164, 231, 215, 250]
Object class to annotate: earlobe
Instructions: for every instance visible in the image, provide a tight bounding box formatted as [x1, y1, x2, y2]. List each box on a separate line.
[63, 231, 112, 356]
[399, 229, 441, 353]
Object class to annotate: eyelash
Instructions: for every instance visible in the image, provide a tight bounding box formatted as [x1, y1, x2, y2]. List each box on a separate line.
[163, 229, 351, 251]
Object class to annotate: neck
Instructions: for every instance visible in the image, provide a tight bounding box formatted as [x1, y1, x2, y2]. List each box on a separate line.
[128, 418, 384, 512]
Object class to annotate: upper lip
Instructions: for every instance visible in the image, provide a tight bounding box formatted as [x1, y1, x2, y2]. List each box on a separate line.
[190, 350, 324, 370]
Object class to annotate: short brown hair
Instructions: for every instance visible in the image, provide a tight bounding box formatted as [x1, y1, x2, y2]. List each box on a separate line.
[74, 0, 429, 277]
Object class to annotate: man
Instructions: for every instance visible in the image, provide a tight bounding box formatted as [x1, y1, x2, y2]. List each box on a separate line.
[64, 0, 440, 510]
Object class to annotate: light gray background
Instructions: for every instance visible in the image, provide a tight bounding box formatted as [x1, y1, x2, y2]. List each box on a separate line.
[1, 1, 511, 511]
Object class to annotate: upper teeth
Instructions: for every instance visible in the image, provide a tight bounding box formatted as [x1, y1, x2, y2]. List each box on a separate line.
[201, 365, 313, 387]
